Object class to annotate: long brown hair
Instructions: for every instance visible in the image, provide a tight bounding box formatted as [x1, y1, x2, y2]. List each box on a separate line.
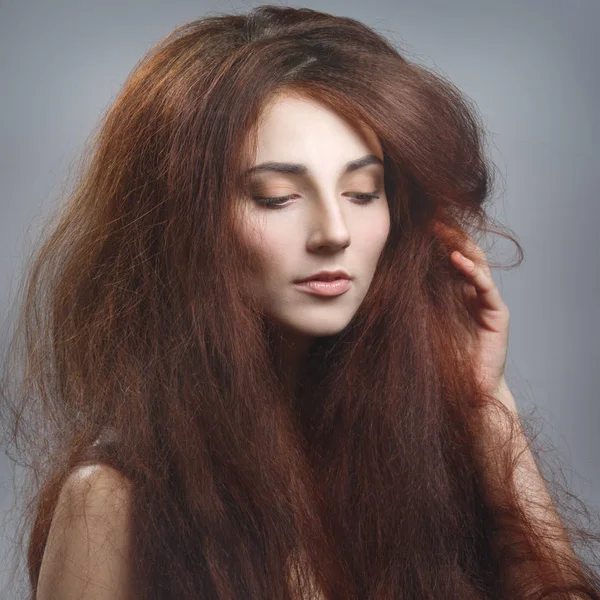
[2, 5, 600, 599]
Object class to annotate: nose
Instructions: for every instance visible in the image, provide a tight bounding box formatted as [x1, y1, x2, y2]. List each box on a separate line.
[306, 198, 351, 252]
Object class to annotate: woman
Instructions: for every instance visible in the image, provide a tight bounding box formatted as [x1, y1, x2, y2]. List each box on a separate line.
[2, 5, 599, 599]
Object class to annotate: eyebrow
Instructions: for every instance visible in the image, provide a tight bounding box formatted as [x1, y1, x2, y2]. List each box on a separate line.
[245, 154, 384, 177]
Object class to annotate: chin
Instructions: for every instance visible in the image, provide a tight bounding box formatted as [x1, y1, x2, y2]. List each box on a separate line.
[278, 314, 356, 338]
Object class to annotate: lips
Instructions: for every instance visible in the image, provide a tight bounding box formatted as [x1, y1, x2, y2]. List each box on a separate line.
[294, 277, 352, 296]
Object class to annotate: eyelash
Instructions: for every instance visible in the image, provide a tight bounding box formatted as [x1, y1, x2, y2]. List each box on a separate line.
[252, 192, 380, 208]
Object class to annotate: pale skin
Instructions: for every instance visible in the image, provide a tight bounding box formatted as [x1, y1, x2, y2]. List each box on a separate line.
[237, 91, 391, 395]
[36, 465, 134, 599]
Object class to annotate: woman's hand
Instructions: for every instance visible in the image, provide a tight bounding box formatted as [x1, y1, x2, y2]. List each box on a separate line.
[430, 220, 514, 410]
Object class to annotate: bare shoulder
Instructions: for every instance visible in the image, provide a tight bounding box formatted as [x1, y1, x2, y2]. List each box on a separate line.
[36, 464, 134, 600]
[62, 464, 133, 511]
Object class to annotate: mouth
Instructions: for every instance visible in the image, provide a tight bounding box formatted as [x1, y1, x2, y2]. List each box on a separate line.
[294, 270, 351, 283]
[304, 276, 347, 282]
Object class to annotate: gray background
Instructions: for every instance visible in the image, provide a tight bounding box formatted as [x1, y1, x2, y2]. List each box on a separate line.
[1, 0, 599, 593]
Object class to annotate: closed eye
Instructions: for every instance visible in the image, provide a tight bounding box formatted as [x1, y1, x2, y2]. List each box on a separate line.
[252, 192, 381, 209]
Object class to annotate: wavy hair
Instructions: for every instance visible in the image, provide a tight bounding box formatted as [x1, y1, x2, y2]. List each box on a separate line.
[2, 5, 600, 599]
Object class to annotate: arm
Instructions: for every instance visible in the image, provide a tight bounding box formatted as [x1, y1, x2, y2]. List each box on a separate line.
[429, 222, 587, 596]
[36, 465, 134, 600]
[475, 379, 583, 597]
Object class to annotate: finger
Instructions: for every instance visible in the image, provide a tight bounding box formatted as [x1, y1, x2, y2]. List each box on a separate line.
[455, 233, 492, 279]
[430, 221, 491, 279]
[462, 281, 478, 302]
[451, 251, 504, 312]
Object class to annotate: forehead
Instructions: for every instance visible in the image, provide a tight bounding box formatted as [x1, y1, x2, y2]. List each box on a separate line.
[252, 93, 383, 166]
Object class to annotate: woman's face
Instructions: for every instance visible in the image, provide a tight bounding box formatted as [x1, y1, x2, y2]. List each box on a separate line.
[237, 92, 390, 342]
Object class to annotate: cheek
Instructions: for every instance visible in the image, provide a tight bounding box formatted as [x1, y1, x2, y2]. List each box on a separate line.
[241, 222, 292, 281]
[354, 210, 390, 266]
